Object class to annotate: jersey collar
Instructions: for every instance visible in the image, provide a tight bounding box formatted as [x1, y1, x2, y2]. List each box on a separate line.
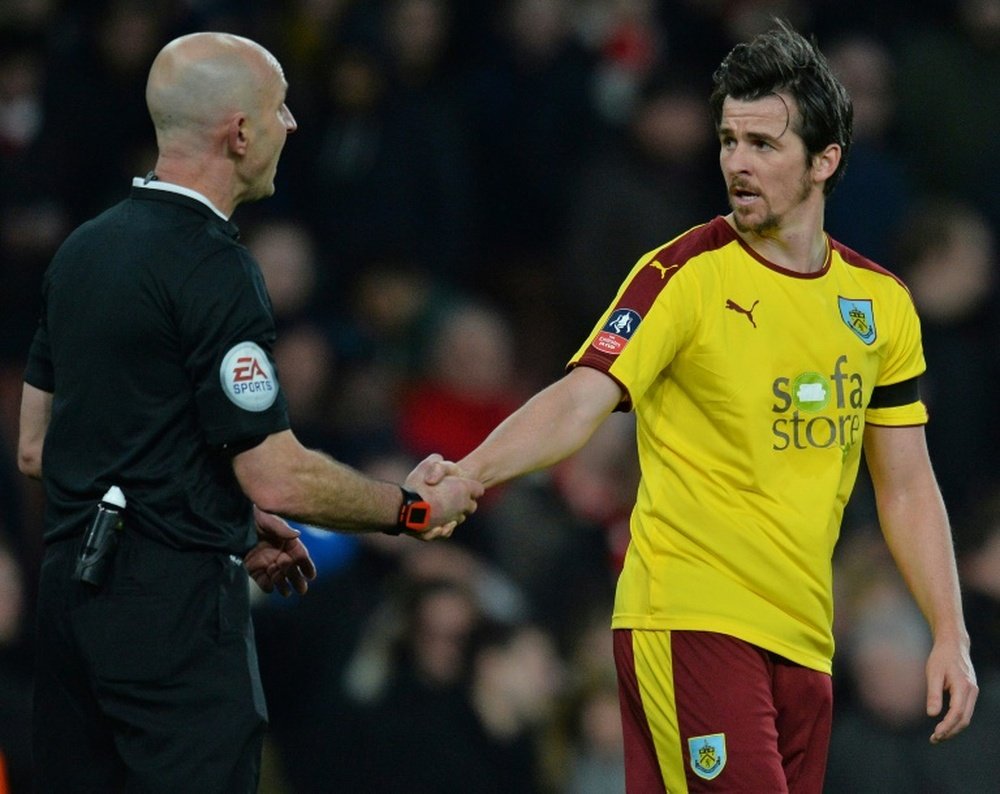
[131, 174, 229, 221]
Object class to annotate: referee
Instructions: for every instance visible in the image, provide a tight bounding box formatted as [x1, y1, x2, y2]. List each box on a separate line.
[16, 32, 482, 792]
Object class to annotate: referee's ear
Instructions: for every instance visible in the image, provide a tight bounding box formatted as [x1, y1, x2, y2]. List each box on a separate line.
[228, 114, 250, 155]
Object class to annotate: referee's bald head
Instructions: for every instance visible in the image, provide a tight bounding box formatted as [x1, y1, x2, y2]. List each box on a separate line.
[145, 32, 283, 147]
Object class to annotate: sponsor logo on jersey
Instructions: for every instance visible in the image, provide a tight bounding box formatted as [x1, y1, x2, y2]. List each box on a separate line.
[649, 261, 680, 279]
[771, 354, 863, 455]
[838, 297, 876, 345]
[220, 341, 278, 412]
[725, 297, 759, 328]
[592, 308, 642, 355]
[688, 733, 726, 780]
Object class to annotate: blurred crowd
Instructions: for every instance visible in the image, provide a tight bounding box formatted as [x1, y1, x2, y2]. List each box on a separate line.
[1, 0, 999, 791]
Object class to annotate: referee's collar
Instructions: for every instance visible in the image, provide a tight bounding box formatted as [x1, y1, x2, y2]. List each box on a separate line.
[131, 173, 230, 221]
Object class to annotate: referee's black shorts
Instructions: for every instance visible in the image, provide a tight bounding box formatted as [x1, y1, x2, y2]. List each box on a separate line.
[33, 528, 267, 793]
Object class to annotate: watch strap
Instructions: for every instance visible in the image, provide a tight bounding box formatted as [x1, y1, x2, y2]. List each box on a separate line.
[391, 486, 432, 534]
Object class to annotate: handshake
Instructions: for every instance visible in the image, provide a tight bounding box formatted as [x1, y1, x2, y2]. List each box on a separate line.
[245, 453, 484, 596]
[395, 452, 485, 539]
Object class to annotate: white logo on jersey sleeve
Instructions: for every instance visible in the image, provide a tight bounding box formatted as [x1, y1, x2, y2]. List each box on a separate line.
[220, 342, 279, 412]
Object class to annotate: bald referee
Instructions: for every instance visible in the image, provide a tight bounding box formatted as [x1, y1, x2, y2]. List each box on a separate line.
[18, 32, 481, 792]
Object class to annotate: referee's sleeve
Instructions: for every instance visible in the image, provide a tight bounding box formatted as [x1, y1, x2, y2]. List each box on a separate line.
[24, 322, 54, 393]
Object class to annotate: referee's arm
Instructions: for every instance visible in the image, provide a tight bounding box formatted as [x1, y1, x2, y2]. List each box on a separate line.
[17, 382, 52, 480]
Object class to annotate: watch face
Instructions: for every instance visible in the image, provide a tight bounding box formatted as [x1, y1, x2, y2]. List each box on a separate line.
[407, 504, 430, 530]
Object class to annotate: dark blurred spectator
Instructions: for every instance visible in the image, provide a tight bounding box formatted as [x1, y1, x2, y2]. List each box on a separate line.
[462, 0, 599, 267]
[343, 257, 459, 373]
[256, 0, 363, 102]
[353, 575, 485, 793]
[463, 619, 565, 792]
[561, 74, 719, 337]
[42, 0, 166, 219]
[244, 218, 325, 328]
[397, 300, 527, 463]
[710, 0, 815, 47]
[0, 31, 70, 364]
[325, 259, 464, 466]
[253, 538, 385, 793]
[562, 672, 625, 794]
[957, 489, 1000, 679]
[288, 19, 475, 295]
[255, 446, 525, 792]
[467, 411, 633, 652]
[271, 323, 342, 450]
[361, 603, 564, 794]
[244, 219, 356, 458]
[825, 32, 912, 265]
[284, 44, 384, 290]
[826, 533, 1000, 792]
[549, 410, 638, 573]
[377, 0, 476, 281]
[893, 199, 999, 530]
[0, 0, 57, 33]
[893, 0, 1000, 229]
[0, 538, 31, 794]
[381, 0, 458, 90]
[579, 0, 664, 127]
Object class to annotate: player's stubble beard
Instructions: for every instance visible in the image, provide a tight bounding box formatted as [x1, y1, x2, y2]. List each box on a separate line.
[730, 166, 813, 237]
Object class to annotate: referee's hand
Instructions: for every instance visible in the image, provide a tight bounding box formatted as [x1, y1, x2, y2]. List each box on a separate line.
[246, 506, 318, 596]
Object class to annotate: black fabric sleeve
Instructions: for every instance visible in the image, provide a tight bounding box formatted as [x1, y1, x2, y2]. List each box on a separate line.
[23, 276, 54, 391]
[24, 325, 54, 392]
[217, 434, 268, 457]
[868, 376, 921, 409]
[177, 246, 289, 447]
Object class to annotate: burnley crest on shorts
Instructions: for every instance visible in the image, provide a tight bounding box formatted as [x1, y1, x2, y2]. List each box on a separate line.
[688, 733, 727, 780]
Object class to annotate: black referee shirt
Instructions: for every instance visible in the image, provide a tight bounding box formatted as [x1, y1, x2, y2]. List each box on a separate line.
[24, 184, 290, 552]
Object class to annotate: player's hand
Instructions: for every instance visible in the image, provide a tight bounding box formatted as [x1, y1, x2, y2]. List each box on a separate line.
[404, 454, 483, 538]
[245, 506, 318, 596]
[925, 634, 978, 743]
[416, 453, 464, 487]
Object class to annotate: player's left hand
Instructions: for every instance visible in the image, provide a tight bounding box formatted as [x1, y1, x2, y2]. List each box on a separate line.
[925, 634, 978, 743]
[245, 506, 318, 596]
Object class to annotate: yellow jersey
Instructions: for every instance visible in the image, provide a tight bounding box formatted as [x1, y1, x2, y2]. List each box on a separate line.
[569, 216, 927, 673]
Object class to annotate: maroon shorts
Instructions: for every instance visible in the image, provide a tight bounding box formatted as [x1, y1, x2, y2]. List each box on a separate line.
[613, 629, 832, 793]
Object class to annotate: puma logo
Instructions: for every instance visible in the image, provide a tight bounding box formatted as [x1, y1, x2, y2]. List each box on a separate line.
[650, 261, 680, 279]
[725, 298, 759, 328]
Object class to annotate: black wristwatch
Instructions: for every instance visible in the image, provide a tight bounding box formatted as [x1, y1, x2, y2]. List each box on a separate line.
[390, 487, 432, 534]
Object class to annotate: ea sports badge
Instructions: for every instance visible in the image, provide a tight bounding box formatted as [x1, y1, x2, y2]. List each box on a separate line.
[220, 341, 278, 412]
[688, 733, 727, 781]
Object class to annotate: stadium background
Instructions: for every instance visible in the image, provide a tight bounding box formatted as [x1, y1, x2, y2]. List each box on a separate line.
[0, 0, 998, 791]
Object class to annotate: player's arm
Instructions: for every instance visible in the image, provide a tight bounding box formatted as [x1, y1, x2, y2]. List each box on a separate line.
[17, 382, 53, 480]
[232, 429, 482, 535]
[458, 365, 623, 487]
[863, 423, 978, 743]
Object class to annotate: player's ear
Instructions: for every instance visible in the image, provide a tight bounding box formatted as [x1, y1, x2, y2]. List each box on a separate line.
[812, 143, 841, 186]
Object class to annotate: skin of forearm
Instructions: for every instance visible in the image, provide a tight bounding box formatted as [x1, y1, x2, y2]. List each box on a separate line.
[246, 447, 400, 533]
[876, 483, 968, 641]
[460, 375, 615, 487]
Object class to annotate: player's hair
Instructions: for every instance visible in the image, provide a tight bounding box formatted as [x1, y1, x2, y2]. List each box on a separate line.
[709, 18, 853, 195]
